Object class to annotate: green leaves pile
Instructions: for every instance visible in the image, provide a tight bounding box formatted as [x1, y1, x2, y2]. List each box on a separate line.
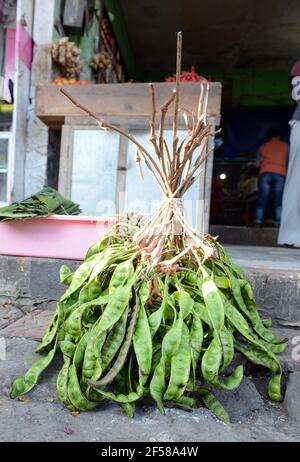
[0, 187, 81, 221]
[10, 228, 287, 423]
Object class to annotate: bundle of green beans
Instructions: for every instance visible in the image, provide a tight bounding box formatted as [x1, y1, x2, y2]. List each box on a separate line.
[10, 224, 287, 422]
[10, 35, 287, 421]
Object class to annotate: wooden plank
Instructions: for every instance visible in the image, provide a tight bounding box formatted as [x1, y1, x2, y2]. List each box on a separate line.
[36, 82, 222, 127]
[115, 127, 128, 214]
[197, 160, 206, 234]
[58, 125, 73, 197]
[64, 114, 207, 130]
[197, 120, 215, 233]
[203, 121, 216, 233]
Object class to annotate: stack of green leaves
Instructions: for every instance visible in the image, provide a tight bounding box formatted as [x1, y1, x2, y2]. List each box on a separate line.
[10, 226, 287, 423]
[0, 187, 81, 221]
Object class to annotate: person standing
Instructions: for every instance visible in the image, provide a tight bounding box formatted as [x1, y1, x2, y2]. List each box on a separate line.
[254, 128, 288, 227]
[278, 61, 300, 247]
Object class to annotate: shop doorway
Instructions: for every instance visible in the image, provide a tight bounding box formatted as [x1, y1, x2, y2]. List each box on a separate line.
[209, 105, 293, 246]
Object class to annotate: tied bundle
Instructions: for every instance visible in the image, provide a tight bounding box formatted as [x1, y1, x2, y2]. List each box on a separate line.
[10, 34, 287, 422]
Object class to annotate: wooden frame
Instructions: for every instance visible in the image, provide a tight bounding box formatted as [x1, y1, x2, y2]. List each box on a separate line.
[58, 118, 216, 229]
[0, 131, 13, 206]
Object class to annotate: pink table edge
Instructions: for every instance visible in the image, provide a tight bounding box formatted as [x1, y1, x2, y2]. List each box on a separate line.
[0, 215, 118, 260]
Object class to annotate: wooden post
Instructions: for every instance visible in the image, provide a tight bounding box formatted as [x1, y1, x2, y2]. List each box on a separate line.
[58, 125, 73, 197]
[10, 0, 34, 201]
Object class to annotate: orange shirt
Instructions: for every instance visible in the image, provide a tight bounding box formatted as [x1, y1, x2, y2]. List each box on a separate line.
[258, 139, 288, 177]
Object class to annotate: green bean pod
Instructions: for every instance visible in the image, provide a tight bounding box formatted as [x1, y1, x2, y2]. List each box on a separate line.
[97, 282, 134, 333]
[56, 358, 75, 410]
[59, 340, 76, 359]
[61, 253, 101, 302]
[253, 321, 287, 345]
[219, 325, 234, 372]
[94, 388, 141, 403]
[223, 296, 282, 371]
[194, 302, 212, 328]
[36, 312, 59, 353]
[63, 295, 109, 337]
[235, 342, 279, 372]
[85, 235, 111, 259]
[161, 317, 183, 375]
[268, 373, 282, 401]
[164, 323, 191, 400]
[178, 290, 194, 320]
[148, 278, 169, 337]
[148, 300, 166, 337]
[60, 265, 73, 285]
[67, 364, 99, 411]
[90, 330, 107, 381]
[101, 307, 129, 372]
[88, 300, 139, 387]
[10, 342, 57, 399]
[133, 282, 152, 386]
[201, 269, 224, 335]
[189, 311, 203, 386]
[150, 358, 165, 414]
[109, 260, 134, 293]
[201, 334, 222, 384]
[196, 387, 230, 423]
[173, 395, 197, 409]
[74, 329, 91, 370]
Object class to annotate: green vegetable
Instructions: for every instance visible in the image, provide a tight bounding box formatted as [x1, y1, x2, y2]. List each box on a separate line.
[10, 58, 286, 423]
[0, 186, 81, 221]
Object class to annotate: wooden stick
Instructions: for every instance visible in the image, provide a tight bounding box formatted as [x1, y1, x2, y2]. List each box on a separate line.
[149, 83, 167, 178]
[163, 139, 173, 178]
[159, 90, 176, 177]
[197, 83, 204, 119]
[172, 31, 182, 166]
[149, 83, 160, 155]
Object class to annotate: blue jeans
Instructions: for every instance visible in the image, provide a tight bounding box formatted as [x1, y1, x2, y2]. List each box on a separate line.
[255, 172, 285, 225]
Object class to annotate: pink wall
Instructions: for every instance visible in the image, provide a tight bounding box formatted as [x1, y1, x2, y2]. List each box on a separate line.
[3, 23, 33, 102]
[3, 28, 15, 102]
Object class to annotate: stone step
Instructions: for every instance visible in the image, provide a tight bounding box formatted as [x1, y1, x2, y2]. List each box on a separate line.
[210, 225, 278, 247]
[0, 250, 299, 330]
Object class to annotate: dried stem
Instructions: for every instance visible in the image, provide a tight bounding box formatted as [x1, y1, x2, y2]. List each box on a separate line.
[149, 83, 167, 178]
[172, 31, 182, 164]
[149, 83, 160, 158]
[159, 91, 176, 178]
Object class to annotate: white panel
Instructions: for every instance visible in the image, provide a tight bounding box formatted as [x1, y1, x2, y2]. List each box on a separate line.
[0, 132, 11, 205]
[124, 129, 200, 228]
[71, 130, 120, 216]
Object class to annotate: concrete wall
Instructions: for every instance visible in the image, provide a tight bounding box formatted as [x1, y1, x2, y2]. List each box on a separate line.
[24, 0, 100, 196]
[24, 0, 55, 197]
